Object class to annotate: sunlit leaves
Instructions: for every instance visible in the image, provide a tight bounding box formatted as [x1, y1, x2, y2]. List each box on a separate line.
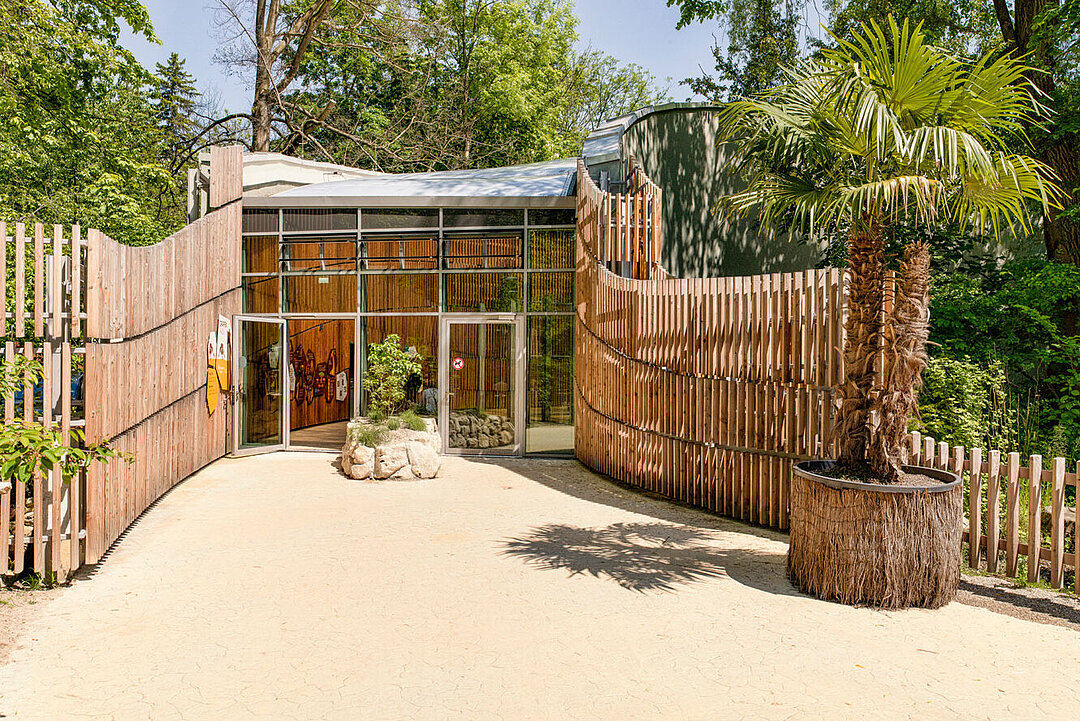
[717, 16, 1063, 238]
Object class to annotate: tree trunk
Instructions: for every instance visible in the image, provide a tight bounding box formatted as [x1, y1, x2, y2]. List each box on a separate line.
[1043, 140, 1080, 268]
[874, 241, 931, 481]
[833, 215, 885, 473]
[252, 59, 272, 152]
[1000, 0, 1080, 268]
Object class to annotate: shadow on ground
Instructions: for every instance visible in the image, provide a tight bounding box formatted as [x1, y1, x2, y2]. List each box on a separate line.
[485, 458, 797, 596]
[502, 521, 791, 594]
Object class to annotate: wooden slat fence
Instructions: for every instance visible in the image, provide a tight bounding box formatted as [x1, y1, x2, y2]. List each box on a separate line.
[911, 431, 1080, 592]
[574, 159, 845, 530]
[3, 220, 88, 579]
[1, 146, 243, 580]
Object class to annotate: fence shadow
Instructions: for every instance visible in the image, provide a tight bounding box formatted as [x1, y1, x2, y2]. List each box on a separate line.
[502, 521, 793, 595]
[481, 457, 787, 540]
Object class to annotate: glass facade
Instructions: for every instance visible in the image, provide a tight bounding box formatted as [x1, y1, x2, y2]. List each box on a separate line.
[241, 206, 575, 455]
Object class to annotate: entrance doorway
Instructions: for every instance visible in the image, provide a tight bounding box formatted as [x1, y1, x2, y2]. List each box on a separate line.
[439, 315, 525, 455]
[232, 316, 288, 455]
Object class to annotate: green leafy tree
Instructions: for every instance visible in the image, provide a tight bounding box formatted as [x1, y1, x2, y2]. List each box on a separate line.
[0, 1, 188, 245]
[668, 0, 799, 101]
[363, 334, 421, 419]
[826, 0, 1080, 266]
[717, 18, 1061, 480]
[227, 0, 667, 170]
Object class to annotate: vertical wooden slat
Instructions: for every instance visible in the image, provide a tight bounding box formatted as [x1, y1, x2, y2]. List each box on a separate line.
[969, 447, 982, 568]
[1, 341, 12, 574]
[71, 224, 82, 337]
[51, 224, 62, 335]
[33, 223, 44, 337]
[1050, 457, 1065, 588]
[986, 450, 1001, 573]
[1026, 454, 1042, 582]
[63, 342, 79, 573]
[15, 223, 25, 338]
[1005, 452, 1021, 577]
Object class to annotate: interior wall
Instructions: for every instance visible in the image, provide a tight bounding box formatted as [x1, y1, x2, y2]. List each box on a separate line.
[289, 319, 354, 430]
[620, 108, 823, 278]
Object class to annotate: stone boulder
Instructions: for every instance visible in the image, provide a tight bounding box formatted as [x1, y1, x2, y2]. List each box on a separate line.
[374, 444, 411, 480]
[340, 440, 375, 480]
[407, 441, 441, 479]
[341, 416, 443, 481]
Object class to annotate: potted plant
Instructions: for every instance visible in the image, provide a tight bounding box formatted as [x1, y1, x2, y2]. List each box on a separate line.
[718, 18, 1062, 607]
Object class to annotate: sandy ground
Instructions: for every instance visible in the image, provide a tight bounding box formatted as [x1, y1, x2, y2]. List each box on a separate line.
[0, 453, 1078, 720]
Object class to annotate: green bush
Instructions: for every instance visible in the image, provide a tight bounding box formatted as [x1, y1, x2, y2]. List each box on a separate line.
[363, 334, 421, 419]
[916, 357, 1012, 451]
[384, 416, 402, 431]
[0, 355, 130, 484]
[400, 409, 426, 431]
[929, 258, 1080, 461]
[349, 424, 388, 448]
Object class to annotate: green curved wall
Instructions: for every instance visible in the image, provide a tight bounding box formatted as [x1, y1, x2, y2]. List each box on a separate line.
[620, 107, 823, 278]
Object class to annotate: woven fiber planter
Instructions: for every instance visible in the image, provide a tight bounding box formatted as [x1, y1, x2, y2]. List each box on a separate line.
[788, 460, 962, 609]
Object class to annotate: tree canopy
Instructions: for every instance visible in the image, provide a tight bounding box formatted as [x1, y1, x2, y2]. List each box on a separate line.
[213, 0, 669, 170]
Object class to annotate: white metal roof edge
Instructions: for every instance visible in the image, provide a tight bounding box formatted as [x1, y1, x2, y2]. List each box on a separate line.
[243, 195, 577, 209]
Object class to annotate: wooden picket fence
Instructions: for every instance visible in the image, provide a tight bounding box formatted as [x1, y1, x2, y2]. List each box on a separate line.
[2, 219, 87, 579]
[912, 431, 1080, 592]
[574, 159, 845, 530]
[1, 146, 242, 581]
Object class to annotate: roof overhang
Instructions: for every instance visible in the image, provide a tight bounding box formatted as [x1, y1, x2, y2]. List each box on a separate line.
[243, 195, 577, 209]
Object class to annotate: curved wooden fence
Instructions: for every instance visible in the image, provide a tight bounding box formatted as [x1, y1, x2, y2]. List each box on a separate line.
[1, 146, 242, 580]
[574, 159, 845, 530]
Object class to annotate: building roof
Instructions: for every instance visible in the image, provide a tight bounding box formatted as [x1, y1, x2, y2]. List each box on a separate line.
[267, 158, 577, 203]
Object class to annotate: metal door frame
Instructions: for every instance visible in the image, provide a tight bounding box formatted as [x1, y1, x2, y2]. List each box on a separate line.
[438, 314, 526, 456]
[231, 315, 290, 456]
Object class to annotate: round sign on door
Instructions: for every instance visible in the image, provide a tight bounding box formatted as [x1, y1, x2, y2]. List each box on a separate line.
[452, 357, 464, 370]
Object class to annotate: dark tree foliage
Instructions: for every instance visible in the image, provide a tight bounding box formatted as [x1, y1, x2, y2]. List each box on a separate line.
[669, 0, 799, 101]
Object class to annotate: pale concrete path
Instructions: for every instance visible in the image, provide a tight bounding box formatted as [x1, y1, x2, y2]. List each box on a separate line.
[2, 454, 1079, 720]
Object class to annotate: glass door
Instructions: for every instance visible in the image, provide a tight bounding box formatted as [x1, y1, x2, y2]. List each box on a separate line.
[439, 315, 525, 455]
[232, 316, 288, 455]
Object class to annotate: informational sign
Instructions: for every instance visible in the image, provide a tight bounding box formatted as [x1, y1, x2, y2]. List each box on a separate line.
[452, 357, 464, 370]
[335, 371, 349, 402]
[206, 334, 219, 415]
[216, 315, 231, 388]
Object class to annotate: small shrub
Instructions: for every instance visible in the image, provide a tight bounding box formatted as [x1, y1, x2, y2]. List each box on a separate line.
[363, 334, 421, 419]
[384, 416, 402, 431]
[916, 357, 1012, 450]
[350, 424, 388, 448]
[401, 409, 426, 431]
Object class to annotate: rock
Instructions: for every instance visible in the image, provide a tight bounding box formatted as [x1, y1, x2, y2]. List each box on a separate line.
[407, 441, 441, 478]
[446, 411, 516, 449]
[420, 387, 438, 414]
[340, 436, 372, 480]
[346, 443, 375, 480]
[374, 444, 410, 479]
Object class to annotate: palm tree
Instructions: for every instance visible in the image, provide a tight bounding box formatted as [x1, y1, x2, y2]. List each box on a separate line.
[718, 17, 1062, 482]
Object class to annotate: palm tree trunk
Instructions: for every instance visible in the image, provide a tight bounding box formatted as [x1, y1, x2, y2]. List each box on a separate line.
[873, 241, 931, 482]
[833, 215, 885, 472]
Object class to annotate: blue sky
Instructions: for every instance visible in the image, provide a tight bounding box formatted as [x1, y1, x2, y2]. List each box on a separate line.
[125, 0, 722, 113]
